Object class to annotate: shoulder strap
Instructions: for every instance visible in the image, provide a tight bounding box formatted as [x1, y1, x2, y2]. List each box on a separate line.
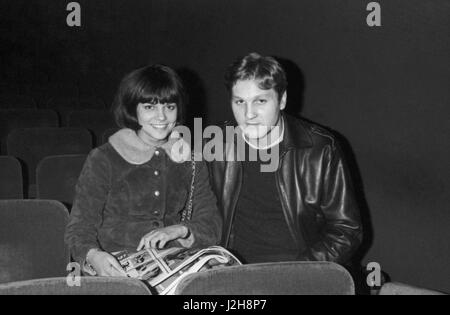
[181, 152, 196, 222]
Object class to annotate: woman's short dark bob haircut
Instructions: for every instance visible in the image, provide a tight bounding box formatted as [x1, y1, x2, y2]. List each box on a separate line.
[113, 64, 186, 130]
[224, 52, 287, 101]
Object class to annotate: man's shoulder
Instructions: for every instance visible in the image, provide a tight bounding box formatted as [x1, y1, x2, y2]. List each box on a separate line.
[285, 114, 338, 150]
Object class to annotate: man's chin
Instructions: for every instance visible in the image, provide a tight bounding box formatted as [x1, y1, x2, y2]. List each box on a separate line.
[241, 125, 269, 140]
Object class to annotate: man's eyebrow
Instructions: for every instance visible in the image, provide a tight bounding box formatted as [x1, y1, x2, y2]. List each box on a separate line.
[232, 92, 270, 99]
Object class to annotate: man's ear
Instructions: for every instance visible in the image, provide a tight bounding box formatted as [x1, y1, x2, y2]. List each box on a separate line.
[279, 91, 287, 110]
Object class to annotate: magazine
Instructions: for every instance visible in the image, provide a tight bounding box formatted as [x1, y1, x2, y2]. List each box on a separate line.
[112, 246, 241, 295]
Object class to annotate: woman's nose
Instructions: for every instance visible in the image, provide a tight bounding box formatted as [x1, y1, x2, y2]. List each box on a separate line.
[157, 107, 167, 120]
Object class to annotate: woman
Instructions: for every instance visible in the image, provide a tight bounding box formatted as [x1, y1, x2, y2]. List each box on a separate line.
[65, 65, 222, 277]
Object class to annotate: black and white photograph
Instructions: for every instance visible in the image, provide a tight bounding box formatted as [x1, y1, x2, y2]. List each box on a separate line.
[0, 0, 448, 299]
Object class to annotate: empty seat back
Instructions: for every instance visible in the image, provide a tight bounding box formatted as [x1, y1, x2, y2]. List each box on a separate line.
[0, 156, 23, 199]
[44, 96, 106, 126]
[0, 200, 70, 284]
[68, 110, 117, 146]
[36, 154, 87, 208]
[6, 128, 92, 188]
[379, 282, 446, 295]
[0, 94, 36, 109]
[101, 127, 120, 145]
[0, 277, 152, 295]
[175, 261, 355, 295]
[0, 109, 59, 154]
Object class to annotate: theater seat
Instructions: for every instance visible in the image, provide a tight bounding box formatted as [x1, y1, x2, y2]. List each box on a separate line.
[0, 156, 23, 199]
[44, 96, 106, 126]
[0, 109, 59, 154]
[67, 110, 117, 146]
[6, 128, 92, 197]
[379, 282, 446, 295]
[174, 261, 355, 295]
[36, 154, 87, 208]
[0, 200, 70, 284]
[0, 94, 37, 109]
[0, 277, 152, 295]
[101, 127, 120, 144]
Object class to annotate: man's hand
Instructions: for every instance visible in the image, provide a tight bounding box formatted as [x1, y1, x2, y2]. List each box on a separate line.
[86, 249, 127, 277]
[137, 225, 189, 251]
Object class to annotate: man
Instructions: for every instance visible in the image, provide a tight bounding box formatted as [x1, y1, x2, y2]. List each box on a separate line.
[208, 52, 362, 264]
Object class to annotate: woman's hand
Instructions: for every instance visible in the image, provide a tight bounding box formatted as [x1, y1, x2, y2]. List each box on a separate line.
[137, 224, 189, 250]
[86, 249, 127, 277]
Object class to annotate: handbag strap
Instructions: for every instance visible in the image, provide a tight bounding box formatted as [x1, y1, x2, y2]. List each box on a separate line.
[181, 152, 196, 222]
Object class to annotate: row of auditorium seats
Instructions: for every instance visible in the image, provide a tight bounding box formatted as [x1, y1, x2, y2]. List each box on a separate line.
[0, 126, 118, 199]
[0, 94, 107, 124]
[0, 199, 357, 294]
[0, 198, 444, 295]
[0, 155, 86, 206]
[0, 94, 106, 110]
[0, 108, 118, 149]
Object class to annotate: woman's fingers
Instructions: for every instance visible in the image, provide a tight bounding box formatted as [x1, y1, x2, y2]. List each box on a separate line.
[138, 226, 182, 251]
[137, 239, 144, 251]
[140, 232, 168, 249]
[109, 258, 127, 277]
[150, 235, 163, 249]
[104, 256, 127, 277]
[137, 231, 156, 250]
[158, 238, 168, 249]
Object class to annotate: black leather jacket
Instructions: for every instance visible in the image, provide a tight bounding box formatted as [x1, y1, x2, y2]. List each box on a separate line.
[208, 114, 362, 264]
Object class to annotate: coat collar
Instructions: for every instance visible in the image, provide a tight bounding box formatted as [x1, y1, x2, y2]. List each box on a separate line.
[109, 129, 156, 165]
[109, 129, 190, 165]
[281, 113, 313, 151]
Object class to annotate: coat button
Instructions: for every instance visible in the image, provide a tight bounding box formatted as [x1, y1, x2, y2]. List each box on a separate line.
[154, 170, 160, 176]
[154, 150, 160, 156]
[152, 221, 161, 228]
[153, 210, 160, 216]
[154, 190, 160, 197]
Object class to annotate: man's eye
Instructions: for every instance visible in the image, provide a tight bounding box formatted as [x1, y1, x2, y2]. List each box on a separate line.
[256, 99, 267, 104]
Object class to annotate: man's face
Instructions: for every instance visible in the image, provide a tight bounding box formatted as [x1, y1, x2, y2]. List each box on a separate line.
[231, 79, 286, 140]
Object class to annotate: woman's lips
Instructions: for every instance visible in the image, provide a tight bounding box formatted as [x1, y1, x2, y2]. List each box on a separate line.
[151, 124, 168, 129]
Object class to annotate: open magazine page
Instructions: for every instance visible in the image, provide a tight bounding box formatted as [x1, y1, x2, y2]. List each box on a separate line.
[112, 246, 242, 295]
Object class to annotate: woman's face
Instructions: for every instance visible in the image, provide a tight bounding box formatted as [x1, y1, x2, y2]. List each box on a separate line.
[137, 102, 178, 142]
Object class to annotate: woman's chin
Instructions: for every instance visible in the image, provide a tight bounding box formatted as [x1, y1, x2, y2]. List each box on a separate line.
[141, 128, 172, 142]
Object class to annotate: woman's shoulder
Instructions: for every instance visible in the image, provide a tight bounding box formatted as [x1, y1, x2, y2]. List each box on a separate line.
[88, 142, 115, 159]
[85, 142, 125, 167]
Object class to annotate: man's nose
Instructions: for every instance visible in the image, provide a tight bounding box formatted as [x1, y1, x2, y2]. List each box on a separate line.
[245, 104, 256, 119]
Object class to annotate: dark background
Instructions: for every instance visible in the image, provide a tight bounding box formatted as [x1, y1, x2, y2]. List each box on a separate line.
[1, 0, 449, 292]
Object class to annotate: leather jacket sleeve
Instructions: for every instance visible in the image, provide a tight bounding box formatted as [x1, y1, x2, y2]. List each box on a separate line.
[297, 141, 362, 264]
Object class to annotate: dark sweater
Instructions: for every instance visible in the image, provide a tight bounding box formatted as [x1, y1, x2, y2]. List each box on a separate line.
[230, 144, 300, 263]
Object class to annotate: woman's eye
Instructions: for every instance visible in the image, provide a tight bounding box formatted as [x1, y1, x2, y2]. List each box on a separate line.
[235, 100, 244, 105]
[143, 104, 155, 110]
[166, 104, 177, 111]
